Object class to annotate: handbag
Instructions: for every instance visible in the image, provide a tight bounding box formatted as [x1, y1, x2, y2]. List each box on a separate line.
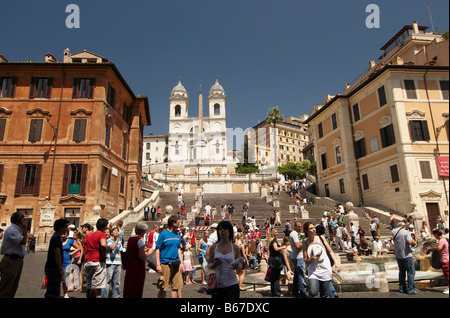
[206, 272, 218, 295]
[40, 275, 47, 289]
[319, 236, 334, 267]
[264, 268, 272, 282]
[431, 250, 442, 269]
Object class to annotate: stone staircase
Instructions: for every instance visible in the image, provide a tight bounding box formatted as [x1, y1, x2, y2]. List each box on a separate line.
[123, 190, 394, 249]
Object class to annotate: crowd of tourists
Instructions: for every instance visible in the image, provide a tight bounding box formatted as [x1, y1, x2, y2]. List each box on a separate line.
[0, 181, 448, 298]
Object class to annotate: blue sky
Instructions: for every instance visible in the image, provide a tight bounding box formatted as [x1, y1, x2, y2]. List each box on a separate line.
[1, 0, 449, 149]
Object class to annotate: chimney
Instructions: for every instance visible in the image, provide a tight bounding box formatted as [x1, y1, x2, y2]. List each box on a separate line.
[412, 21, 419, 34]
[63, 48, 71, 63]
[395, 56, 404, 65]
[45, 53, 57, 63]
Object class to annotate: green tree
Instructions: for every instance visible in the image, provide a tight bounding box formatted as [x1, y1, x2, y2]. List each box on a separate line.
[265, 106, 284, 171]
[277, 159, 315, 180]
[235, 141, 259, 174]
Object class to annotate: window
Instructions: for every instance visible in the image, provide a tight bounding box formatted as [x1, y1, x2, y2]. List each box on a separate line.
[0, 77, 16, 98]
[73, 119, 86, 142]
[335, 146, 342, 164]
[440, 80, 449, 100]
[0, 118, 6, 141]
[339, 179, 345, 194]
[408, 120, 430, 141]
[28, 119, 43, 143]
[14, 164, 42, 196]
[390, 164, 400, 183]
[214, 104, 220, 115]
[321, 153, 327, 170]
[123, 103, 132, 126]
[120, 176, 125, 194]
[419, 161, 432, 179]
[352, 104, 360, 122]
[324, 183, 330, 197]
[101, 166, 111, 191]
[175, 105, 181, 117]
[29, 77, 53, 99]
[331, 113, 338, 130]
[380, 124, 396, 147]
[362, 174, 370, 190]
[404, 80, 417, 99]
[378, 86, 387, 107]
[72, 78, 95, 98]
[146, 143, 150, 150]
[105, 124, 111, 147]
[122, 135, 127, 160]
[61, 164, 87, 196]
[318, 122, 323, 138]
[354, 138, 366, 159]
[107, 84, 116, 108]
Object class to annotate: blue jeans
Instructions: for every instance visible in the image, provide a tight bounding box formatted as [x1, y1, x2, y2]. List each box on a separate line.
[396, 257, 415, 294]
[101, 264, 121, 298]
[292, 258, 307, 296]
[308, 278, 331, 298]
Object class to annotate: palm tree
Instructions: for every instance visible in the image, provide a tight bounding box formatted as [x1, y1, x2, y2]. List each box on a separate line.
[265, 106, 284, 172]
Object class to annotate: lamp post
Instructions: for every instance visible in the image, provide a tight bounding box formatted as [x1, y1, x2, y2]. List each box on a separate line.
[148, 158, 151, 174]
[197, 163, 200, 186]
[165, 163, 168, 184]
[128, 178, 134, 211]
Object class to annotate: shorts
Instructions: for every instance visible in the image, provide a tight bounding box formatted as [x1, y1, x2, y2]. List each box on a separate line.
[85, 262, 106, 289]
[157, 263, 183, 291]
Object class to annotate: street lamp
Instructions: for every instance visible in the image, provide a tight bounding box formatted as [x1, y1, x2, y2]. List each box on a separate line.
[197, 163, 200, 186]
[165, 163, 168, 184]
[128, 178, 134, 211]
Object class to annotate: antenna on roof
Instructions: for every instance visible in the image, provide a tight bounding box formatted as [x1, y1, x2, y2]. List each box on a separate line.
[427, 2, 435, 33]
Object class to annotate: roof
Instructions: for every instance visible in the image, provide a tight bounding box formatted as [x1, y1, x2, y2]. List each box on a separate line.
[380, 24, 429, 51]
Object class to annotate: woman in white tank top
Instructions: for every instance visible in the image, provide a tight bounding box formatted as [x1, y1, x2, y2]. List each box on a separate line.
[208, 221, 241, 298]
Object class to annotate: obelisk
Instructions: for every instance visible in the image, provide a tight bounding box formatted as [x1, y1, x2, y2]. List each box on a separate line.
[198, 85, 203, 136]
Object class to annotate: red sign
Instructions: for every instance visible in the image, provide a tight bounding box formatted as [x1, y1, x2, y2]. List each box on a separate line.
[436, 156, 449, 177]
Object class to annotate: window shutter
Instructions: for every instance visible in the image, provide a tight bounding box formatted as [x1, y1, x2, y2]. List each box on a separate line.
[79, 164, 88, 195]
[0, 164, 4, 186]
[107, 169, 111, 191]
[15, 164, 25, 196]
[61, 164, 70, 196]
[45, 78, 53, 98]
[73, 119, 86, 142]
[408, 121, 416, 142]
[29, 119, 43, 142]
[421, 121, 430, 141]
[73, 119, 80, 142]
[78, 119, 86, 142]
[72, 78, 80, 98]
[28, 119, 36, 142]
[29, 77, 37, 99]
[419, 161, 432, 179]
[88, 78, 96, 99]
[9, 77, 17, 98]
[0, 118, 6, 141]
[33, 164, 42, 196]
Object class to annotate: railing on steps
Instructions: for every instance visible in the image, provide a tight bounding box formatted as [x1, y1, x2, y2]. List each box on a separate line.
[108, 190, 161, 229]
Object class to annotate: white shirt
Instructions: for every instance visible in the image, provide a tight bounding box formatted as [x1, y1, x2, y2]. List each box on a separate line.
[0, 224, 26, 258]
[205, 205, 211, 215]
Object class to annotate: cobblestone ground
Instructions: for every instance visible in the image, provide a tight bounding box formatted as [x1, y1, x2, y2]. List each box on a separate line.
[6, 252, 449, 300]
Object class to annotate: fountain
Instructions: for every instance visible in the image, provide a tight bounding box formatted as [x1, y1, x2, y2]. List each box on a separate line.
[335, 237, 444, 293]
